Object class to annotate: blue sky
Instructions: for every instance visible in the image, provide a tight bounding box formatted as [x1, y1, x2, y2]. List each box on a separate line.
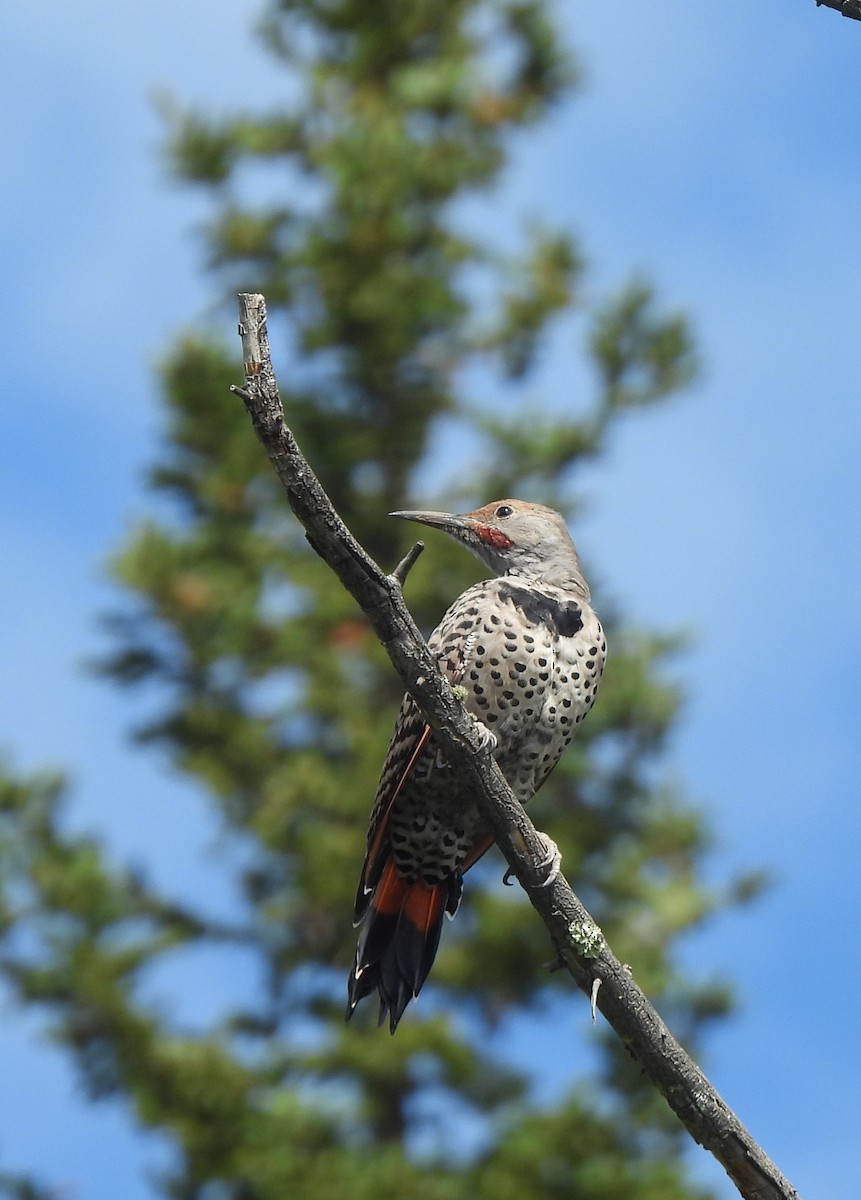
[2, 1, 860, 1196]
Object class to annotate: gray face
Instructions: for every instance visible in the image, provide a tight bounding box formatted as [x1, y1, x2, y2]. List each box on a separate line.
[390, 499, 590, 595]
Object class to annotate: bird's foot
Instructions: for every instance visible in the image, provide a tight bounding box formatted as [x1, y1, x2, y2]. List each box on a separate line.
[471, 719, 498, 752]
[449, 686, 497, 752]
[501, 834, 562, 889]
[435, 716, 495, 768]
[534, 833, 562, 888]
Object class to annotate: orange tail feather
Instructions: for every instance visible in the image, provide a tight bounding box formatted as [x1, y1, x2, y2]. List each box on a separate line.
[346, 860, 459, 1033]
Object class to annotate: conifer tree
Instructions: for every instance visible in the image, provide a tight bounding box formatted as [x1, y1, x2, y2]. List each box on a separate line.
[0, 3, 757, 1197]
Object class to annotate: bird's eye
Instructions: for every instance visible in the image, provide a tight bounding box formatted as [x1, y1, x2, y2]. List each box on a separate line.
[494, 504, 514, 519]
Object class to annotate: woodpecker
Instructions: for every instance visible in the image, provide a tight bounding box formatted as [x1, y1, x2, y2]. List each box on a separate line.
[347, 500, 605, 1031]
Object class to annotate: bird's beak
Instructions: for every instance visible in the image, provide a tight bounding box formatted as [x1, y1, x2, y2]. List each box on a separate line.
[389, 509, 475, 535]
[390, 508, 515, 552]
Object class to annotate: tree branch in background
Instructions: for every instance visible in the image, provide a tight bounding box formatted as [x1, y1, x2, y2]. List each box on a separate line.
[816, 0, 861, 21]
[231, 293, 799, 1200]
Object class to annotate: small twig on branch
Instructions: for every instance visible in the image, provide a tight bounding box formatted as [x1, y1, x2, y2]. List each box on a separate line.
[390, 541, 425, 587]
[590, 976, 601, 1024]
[816, 0, 861, 20]
[232, 292, 799, 1200]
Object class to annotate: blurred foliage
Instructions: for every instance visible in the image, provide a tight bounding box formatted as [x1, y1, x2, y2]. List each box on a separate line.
[0, 1, 761, 1197]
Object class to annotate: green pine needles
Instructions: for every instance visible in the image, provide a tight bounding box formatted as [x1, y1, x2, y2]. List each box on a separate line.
[0, 3, 760, 1198]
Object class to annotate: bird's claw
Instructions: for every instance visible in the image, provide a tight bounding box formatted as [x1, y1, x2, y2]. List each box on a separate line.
[471, 718, 498, 752]
[535, 833, 561, 888]
[436, 715, 495, 767]
[501, 834, 561, 889]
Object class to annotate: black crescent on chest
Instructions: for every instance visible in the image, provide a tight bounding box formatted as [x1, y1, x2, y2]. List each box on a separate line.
[497, 582, 584, 638]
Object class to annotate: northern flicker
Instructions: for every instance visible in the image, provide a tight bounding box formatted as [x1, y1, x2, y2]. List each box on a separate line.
[346, 499, 606, 1032]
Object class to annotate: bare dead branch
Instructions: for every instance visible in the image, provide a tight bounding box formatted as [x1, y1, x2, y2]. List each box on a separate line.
[233, 292, 800, 1200]
[816, 0, 861, 21]
[390, 541, 425, 587]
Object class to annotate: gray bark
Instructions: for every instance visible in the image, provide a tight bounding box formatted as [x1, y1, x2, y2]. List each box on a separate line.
[816, 0, 861, 20]
[232, 292, 800, 1200]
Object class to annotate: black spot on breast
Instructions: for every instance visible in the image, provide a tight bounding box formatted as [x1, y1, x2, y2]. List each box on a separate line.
[498, 583, 583, 638]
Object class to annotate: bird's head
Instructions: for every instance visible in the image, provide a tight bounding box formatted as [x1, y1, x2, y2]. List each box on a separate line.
[390, 499, 590, 596]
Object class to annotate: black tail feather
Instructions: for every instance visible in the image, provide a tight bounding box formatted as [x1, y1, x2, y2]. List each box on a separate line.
[346, 864, 460, 1033]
